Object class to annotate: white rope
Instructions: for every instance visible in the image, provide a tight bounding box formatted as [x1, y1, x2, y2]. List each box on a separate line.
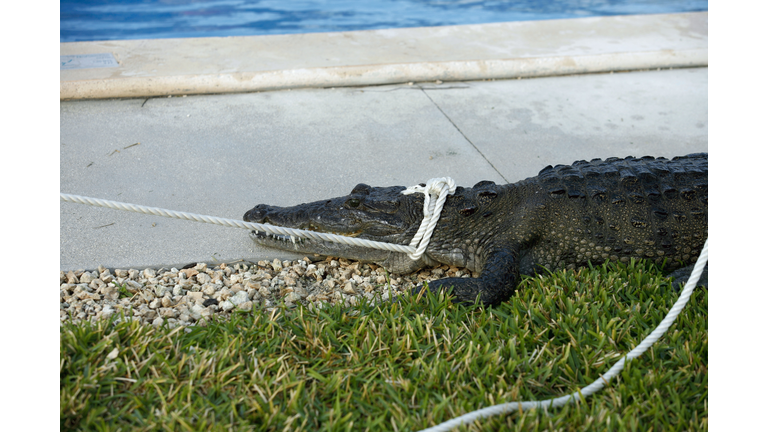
[60, 184, 455, 258]
[60, 193, 416, 254]
[418, 238, 709, 432]
[61, 179, 455, 260]
[401, 178, 456, 260]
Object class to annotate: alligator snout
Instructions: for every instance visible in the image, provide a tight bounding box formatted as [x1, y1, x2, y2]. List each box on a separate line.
[244, 204, 311, 226]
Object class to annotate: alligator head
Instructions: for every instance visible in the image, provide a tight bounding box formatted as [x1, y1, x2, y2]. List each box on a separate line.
[245, 179, 521, 305]
[243, 183, 433, 273]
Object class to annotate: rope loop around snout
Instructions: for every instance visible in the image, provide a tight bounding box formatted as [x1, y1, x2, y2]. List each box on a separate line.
[401, 177, 457, 260]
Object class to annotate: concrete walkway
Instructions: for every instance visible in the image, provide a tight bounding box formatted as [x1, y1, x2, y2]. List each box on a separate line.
[60, 13, 708, 271]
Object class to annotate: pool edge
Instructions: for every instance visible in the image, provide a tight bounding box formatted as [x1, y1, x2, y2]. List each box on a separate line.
[60, 12, 707, 100]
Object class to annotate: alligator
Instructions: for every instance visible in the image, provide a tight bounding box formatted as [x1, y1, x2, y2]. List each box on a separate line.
[244, 153, 708, 306]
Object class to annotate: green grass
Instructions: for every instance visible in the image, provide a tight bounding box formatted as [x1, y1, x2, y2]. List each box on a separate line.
[60, 260, 707, 431]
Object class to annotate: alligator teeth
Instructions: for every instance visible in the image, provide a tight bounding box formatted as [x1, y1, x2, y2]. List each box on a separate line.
[252, 230, 309, 245]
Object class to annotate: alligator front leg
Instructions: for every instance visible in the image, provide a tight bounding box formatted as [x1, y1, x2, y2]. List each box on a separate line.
[667, 263, 708, 291]
[412, 247, 519, 307]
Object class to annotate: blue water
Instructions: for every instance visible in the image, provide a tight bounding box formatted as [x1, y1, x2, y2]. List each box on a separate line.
[61, 0, 707, 43]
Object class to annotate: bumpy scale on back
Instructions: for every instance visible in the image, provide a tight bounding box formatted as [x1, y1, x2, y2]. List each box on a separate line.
[244, 153, 708, 306]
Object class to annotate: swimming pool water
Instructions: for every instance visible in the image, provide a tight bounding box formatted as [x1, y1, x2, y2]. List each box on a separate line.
[61, 0, 707, 43]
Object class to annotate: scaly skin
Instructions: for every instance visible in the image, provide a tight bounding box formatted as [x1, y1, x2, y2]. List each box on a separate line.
[244, 153, 708, 306]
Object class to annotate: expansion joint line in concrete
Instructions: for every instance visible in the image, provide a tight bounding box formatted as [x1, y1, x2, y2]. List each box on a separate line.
[419, 87, 509, 183]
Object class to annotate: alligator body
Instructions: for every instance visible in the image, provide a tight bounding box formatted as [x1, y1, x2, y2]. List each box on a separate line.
[244, 153, 708, 306]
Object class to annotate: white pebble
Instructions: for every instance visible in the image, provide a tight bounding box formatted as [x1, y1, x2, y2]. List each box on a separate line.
[220, 300, 235, 312]
[343, 282, 356, 295]
[100, 271, 114, 283]
[271, 259, 283, 272]
[79, 272, 94, 284]
[190, 304, 205, 320]
[229, 291, 249, 306]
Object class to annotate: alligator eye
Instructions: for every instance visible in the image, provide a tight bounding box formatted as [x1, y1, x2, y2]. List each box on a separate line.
[477, 190, 498, 205]
[346, 198, 360, 208]
[459, 206, 477, 216]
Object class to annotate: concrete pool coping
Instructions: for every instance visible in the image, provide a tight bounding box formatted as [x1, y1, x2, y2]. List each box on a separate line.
[60, 12, 707, 100]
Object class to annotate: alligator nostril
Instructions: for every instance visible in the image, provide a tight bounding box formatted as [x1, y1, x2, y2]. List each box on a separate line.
[351, 183, 372, 195]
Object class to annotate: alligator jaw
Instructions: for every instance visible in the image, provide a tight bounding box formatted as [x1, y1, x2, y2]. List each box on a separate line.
[248, 226, 399, 264]
[244, 208, 406, 264]
[248, 225, 361, 249]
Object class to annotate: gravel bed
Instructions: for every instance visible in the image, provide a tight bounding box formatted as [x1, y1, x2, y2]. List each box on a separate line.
[60, 257, 477, 328]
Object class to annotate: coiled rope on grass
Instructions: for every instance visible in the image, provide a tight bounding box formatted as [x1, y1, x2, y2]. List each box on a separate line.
[417, 238, 709, 432]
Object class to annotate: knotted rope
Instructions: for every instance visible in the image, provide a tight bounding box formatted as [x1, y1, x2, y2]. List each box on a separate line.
[401, 177, 457, 260]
